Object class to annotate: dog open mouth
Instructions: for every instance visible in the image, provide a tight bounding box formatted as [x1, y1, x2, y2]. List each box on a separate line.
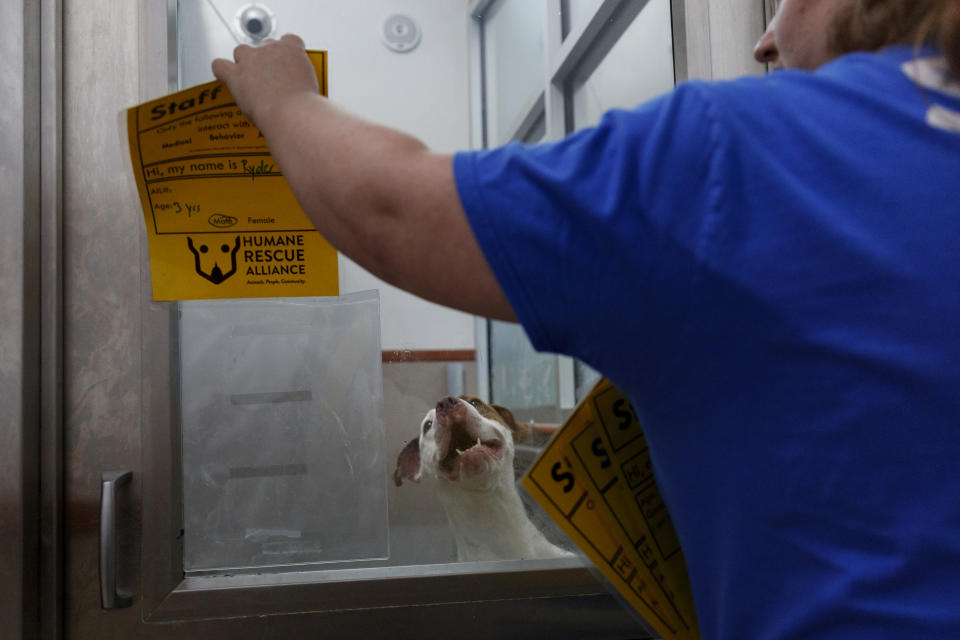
[439, 422, 503, 480]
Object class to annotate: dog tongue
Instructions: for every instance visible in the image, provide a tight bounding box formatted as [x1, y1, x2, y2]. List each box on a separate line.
[441, 422, 479, 467]
[439, 422, 504, 480]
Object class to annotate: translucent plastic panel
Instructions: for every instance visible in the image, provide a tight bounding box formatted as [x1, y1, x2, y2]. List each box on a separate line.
[180, 292, 388, 571]
[572, 0, 674, 131]
[483, 0, 547, 145]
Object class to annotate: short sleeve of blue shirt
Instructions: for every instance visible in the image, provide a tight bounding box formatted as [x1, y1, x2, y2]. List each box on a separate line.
[454, 84, 719, 395]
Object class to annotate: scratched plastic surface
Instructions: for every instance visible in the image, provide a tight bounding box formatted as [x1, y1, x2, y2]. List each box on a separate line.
[179, 291, 389, 571]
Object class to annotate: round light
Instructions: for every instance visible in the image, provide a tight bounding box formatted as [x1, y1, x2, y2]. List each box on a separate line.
[382, 15, 421, 53]
[236, 4, 276, 43]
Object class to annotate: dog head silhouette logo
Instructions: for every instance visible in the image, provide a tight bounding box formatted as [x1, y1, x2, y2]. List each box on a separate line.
[187, 236, 240, 285]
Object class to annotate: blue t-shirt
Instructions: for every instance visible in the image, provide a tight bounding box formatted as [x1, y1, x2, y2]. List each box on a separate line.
[454, 47, 960, 639]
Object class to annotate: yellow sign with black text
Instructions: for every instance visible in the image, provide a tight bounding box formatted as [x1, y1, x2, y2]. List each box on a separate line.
[522, 380, 700, 640]
[125, 51, 338, 301]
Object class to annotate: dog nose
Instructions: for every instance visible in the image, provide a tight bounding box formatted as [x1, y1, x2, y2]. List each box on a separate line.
[436, 396, 459, 416]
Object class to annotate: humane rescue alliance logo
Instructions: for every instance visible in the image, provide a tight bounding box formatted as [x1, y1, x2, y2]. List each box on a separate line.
[185, 233, 312, 287]
[187, 236, 240, 284]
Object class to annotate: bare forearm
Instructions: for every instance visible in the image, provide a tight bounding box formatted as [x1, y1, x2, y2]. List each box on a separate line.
[258, 93, 429, 270]
[212, 35, 516, 321]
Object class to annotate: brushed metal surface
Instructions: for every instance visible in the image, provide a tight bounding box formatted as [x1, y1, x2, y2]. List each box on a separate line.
[40, 1, 65, 638]
[1, 2, 41, 640]
[62, 0, 147, 634]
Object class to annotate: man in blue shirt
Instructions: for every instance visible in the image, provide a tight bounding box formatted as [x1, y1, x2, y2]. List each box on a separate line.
[213, 1, 960, 637]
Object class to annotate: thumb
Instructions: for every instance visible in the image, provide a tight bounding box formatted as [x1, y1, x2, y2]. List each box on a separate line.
[211, 57, 235, 83]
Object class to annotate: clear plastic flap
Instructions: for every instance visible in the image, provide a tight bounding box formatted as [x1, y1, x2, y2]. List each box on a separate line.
[180, 291, 388, 572]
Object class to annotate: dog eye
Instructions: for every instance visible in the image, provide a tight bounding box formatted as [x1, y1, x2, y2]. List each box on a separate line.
[469, 399, 482, 408]
[423, 419, 433, 433]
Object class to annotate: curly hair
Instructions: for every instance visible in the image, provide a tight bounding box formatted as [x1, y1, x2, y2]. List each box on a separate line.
[831, 0, 960, 76]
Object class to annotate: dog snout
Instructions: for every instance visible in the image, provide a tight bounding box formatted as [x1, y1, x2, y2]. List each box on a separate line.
[436, 396, 460, 416]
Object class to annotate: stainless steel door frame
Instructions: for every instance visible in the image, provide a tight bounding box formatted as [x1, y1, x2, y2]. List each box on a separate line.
[56, 1, 642, 637]
[141, 0, 575, 618]
[1, 2, 41, 638]
[40, 1, 65, 638]
[139, 0, 619, 618]
[63, 0, 164, 634]
[2, 1, 63, 639]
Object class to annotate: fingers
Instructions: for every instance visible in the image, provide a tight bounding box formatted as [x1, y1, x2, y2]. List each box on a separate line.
[218, 35, 302, 77]
[233, 43, 255, 61]
[243, 34, 304, 50]
[211, 57, 234, 82]
[210, 33, 312, 115]
[212, 43, 253, 81]
[280, 33, 306, 49]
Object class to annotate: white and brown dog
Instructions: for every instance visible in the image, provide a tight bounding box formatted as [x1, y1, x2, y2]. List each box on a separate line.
[394, 395, 571, 562]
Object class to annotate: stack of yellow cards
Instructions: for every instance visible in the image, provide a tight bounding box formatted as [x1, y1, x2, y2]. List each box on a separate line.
[522, 379, 700, 639]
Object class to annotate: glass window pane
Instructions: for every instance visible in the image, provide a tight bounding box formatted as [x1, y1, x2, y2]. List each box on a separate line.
[483, 0, 547, 145]
[575, 360, 603, 402]
[572, 0, 675, 131]
[490, 320, 559, 422]
[562, 0, 605, 40]
[175, 0, 580, 581]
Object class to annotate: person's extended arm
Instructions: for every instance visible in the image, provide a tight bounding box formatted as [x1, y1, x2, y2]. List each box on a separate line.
[212, 35, 516, 321]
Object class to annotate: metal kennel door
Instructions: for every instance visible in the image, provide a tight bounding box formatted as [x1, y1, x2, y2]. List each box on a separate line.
[55, 1, 649, 639]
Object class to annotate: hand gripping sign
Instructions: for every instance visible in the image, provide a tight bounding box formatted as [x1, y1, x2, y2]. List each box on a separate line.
[125, 51, 338, 301]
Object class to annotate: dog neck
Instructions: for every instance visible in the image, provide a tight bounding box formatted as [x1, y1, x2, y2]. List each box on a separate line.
[433, 472, 556, 562]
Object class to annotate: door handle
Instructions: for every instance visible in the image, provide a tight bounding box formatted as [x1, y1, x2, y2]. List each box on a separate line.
[99, 470, 133, 609]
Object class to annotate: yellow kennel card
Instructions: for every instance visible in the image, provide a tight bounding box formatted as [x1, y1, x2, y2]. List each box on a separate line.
[125, 51, 338, 301]
[522, 380, 700, 640]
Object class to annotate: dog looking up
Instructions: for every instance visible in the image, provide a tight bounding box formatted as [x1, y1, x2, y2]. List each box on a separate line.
[394, 395, 571, 562]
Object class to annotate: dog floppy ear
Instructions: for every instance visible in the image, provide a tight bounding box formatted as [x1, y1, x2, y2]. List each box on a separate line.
[394, 437, 422, 487]
[492, 404, 531, 444]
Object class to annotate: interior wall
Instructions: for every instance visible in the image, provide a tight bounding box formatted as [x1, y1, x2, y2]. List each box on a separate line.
[178, 0, 476, 352]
